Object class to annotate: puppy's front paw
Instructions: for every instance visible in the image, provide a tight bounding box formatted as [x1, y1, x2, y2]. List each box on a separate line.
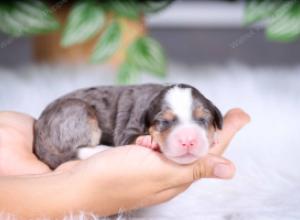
[135, 135, 159, 150]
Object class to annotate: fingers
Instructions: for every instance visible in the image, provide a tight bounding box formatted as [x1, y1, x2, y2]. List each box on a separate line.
[192, 155, 235, 180]
[169, 154, 236, 186]
[210, 108, 251, 156]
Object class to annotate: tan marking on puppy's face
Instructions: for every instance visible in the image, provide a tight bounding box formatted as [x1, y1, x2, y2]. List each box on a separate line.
[149, 126, 161, 145]
[206, 124, 218, 147]
[149, 125, 171, 148]
[193, 106, 210, 120]
[148, 110, 176, 149]
[163, 110, 176, 121]
[193, 106, 219, 147]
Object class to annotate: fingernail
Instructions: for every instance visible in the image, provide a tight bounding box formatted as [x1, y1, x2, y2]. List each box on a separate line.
[213, 164, 232, 178]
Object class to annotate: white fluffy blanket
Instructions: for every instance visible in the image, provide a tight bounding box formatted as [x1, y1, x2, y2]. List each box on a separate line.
[0, 63, 299, 220]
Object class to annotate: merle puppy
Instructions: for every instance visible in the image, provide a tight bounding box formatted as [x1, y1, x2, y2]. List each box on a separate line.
[34, 84, 223, 169]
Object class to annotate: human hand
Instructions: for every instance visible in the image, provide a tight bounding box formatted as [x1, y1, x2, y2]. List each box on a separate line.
[0, 112, 51, 175]
[0, 109, 250, 217]
[64, 108, 250, 216]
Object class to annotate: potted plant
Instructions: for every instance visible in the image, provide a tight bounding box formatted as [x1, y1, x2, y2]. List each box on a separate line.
[244, 0, 300, 42]
[1, 0, 299, 83]
[0, 0, 173, 83]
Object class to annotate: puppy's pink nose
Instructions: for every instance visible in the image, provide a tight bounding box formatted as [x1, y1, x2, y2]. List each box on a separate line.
[175, 127, 200, 149]
[179, 138, 196, 148]
[177, 130, 198, 149]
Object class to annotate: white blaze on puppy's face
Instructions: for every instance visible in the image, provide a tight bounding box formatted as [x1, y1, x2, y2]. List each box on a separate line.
[165, 86, 193, 123]
[160, 86, 209, 164]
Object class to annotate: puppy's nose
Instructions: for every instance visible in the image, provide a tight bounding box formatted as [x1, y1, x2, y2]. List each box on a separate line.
[178, 136, 197, 148]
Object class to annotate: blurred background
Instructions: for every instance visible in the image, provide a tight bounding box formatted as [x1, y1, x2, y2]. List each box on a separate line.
[1, 0, 300, 67]
[0, 0, 300, 219]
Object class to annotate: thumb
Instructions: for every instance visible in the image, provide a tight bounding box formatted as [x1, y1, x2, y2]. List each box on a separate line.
[173, 154, 236, 185]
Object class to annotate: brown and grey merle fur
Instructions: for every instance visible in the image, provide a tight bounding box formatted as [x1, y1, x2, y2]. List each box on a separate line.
[34, 84, 222, 169]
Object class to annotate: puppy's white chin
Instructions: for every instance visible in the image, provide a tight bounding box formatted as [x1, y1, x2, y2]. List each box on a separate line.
[162, 144, 209, 164]
[167, 153, 201, 165]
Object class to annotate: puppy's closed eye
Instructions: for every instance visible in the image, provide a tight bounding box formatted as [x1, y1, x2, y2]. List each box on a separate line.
[194, 118, 208, 127]
[155, 119, 177, 131]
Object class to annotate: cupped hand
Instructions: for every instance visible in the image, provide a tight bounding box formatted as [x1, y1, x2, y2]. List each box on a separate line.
[0, 109, 250, 216]
[69, 108, 250, 215]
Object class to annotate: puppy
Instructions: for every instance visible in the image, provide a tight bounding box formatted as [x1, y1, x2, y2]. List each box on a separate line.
[34, 84, 222, 169]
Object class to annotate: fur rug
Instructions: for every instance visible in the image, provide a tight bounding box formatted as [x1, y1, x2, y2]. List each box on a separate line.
[0, 63, 299, 220]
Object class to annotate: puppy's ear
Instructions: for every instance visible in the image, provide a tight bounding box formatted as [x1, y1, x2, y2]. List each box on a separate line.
[141, 102, 158, 131]
[142, 108, 152, 128]
[208, 101, 223, 130]
[142, 90, 165, 128]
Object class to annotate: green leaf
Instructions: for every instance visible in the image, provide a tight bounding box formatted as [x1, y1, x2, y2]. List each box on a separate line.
[266, 1, 300, 42]
[0, 1, 59, 37]
[127, 36, 167, 77]
[140, 0, 174, 14]
[109, 0, 140, 20]
[90, 21, 122, 63]
[117, 62, 139, 84]
[244, 0, 281, 25]
[61, 1, 105, 47]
